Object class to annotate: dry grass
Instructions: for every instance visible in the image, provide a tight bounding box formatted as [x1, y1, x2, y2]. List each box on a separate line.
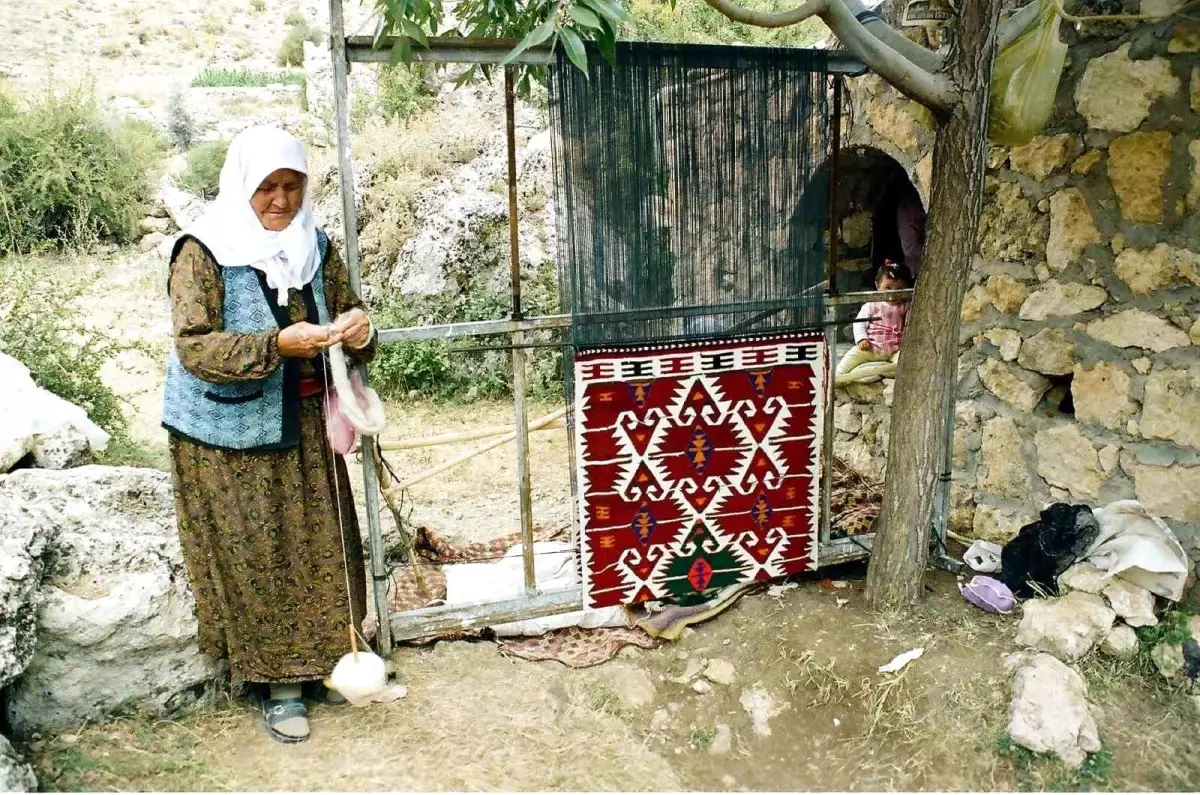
[30, 642, 681, 792]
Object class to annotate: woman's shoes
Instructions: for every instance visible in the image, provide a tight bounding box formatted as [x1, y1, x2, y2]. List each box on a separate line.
[260, 697, 310, 744]
[253, 681, 346, 744]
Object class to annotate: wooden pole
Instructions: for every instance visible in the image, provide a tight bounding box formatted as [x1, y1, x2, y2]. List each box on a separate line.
[387, 407, 567, 492]
[505, 68, 537, 595]
[819, 77, 843, 548]
[369, 420, 565, 452]
[329, 0, 391, 653]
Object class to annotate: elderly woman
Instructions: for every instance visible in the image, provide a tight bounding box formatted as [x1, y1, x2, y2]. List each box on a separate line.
[161, 126, 373, 744]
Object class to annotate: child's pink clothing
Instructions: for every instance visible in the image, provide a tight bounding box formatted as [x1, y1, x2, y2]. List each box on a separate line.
[853, 301, 908, 355]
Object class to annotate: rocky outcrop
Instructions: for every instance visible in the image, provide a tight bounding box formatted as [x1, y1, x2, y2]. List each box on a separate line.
[1, 467, 224, 736]
[0, 735, 36, 792]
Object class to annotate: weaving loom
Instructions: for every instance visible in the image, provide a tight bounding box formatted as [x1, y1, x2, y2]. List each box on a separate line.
[551, 42, 832, 347]
[551, 43, 835, 607]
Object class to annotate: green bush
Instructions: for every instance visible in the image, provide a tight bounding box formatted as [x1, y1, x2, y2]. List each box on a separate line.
[277, 16, 322, 67]
[0, 88, 166, 257]
[0, 260, 128, 435]
[166, 88, 195, 149]
[368, 280, 562, 404]
[191, 68, 306, 88]
[177, 140, 229, 199]
[377, 64, 434, 124]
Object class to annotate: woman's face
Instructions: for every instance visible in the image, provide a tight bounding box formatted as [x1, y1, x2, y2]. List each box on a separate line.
[250, 168, 305, 231]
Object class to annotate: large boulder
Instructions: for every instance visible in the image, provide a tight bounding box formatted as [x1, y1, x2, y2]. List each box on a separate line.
[1005, 652, 1102, 767]
[1, 467, 224, 736]
[0, 492, 53, 690]
[0, 354, 108, 473]
[0, 735, 36, 792]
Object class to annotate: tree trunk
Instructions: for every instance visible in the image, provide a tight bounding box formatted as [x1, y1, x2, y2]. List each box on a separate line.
[863, 0, 1003, 609]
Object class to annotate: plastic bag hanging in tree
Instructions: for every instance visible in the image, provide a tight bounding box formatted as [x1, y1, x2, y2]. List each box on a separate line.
[987, 0, 1068, 147]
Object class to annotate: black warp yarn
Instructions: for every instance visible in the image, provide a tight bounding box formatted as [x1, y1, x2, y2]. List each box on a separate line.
[1000, 503, 1101, 599]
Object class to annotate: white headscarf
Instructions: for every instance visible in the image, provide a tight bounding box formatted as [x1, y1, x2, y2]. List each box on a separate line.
[185, 126, 319, 306]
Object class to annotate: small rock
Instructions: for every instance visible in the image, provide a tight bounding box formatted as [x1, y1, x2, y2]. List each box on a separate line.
[721, 774, 737, 788]
[1006, 652, 1102, 767]
[692, 679, 712, 695]
[1150, 617, 1200, 685]
[139, 231, 169, 253]
[139, 216, 172, 235]
[1015, 592, 1116, 660]
[1133, 357, 1152, 375]
[740, 686, 787, 737]
[1102, 579, 1158, 628]
[669, 657, 706, 685]
[30, 426, 92, 470]
[1099, 625, 1138, 658]
[592, 664, 658, 710]
[650, 708, 670, 732]
[704, 658, 736, 687]
[709, 723, 733, 756]
[1058, 563, 1108, 595]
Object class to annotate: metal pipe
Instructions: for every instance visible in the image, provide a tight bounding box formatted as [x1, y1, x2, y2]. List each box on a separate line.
[505, 68, 536, 594]
[329, 0, 391, 653]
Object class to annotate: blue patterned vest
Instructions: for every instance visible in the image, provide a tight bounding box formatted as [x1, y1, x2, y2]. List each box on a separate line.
[161, 231, 331, 451]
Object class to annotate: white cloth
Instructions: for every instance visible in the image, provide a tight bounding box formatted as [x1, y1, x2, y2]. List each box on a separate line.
[1086, 500, 1192, 602]
[183, 126, 319, 306]
[441, 543, 628, 637]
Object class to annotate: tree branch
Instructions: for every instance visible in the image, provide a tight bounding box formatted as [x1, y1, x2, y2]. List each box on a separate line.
[996, 0, 1040, 51]
[702, 0, 957, 111]
[841, 0, 944, 75]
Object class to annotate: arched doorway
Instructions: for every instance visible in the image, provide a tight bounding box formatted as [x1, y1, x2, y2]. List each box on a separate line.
[830, 146, 926, 295]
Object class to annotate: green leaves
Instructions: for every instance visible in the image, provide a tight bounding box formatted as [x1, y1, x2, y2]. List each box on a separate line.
[579, 0, 633, 25]
[570, 4, 603, 29]
[502, 9, 558, 65]
[559, 26, 588, 73]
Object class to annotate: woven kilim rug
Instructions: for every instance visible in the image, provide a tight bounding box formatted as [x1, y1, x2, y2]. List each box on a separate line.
[575, 332, 826, 609]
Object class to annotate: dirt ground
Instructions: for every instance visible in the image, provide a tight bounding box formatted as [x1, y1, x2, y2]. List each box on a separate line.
[19, 243, 1199, 792]
[21, 565, 1200, 792]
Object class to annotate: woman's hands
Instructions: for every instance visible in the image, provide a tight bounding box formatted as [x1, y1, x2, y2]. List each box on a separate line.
[857, 339, 874, 353]
[278, 323, 340, 358]
[334, 308, 372, 350]
[276, 310, 371, 358]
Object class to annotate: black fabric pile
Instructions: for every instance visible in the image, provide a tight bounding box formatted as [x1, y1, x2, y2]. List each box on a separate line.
[1000, 503, 1100, 599]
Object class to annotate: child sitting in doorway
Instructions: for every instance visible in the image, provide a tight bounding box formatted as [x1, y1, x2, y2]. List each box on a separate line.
[834, 261, 913, 386]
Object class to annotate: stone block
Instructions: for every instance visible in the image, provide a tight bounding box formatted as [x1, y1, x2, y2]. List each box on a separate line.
[1141, 366, 1200, 449]
[979, 359, 1051, 413]
[1046, 189, 1102, 272]
[1114, 243, 1200, 295]
[1121, 457, 1200, 523]
[979, 183, 1046, 263]
[1108, 132, 1173, 225]
[1009, 135, 1080, 181]
[1072, 362, 1136, 432]
[972, 503, 1034, 544]
[1074, 44, 1179, 132]
[1019, 282, 1107, 321]
[987, 274, 1028, 316]
[985, 328, 1022, 362]
[1018, 329, 1076, 376]
[980, 417, 1029, 498]
[1087, 309, 1191, 353]
[1035, 425, 1104, 499]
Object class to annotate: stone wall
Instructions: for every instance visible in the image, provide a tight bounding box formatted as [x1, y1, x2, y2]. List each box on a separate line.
[833, 17, 1200, 566]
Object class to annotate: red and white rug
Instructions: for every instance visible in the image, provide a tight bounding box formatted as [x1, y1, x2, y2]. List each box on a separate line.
[574, 332, 826, 609]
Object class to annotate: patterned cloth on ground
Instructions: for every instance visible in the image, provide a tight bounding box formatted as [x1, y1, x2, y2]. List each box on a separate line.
[499, 626, 662, 668]
[575, 333, 826, 609]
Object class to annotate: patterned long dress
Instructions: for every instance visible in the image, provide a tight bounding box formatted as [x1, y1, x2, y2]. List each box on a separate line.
[167, 239, 372, 684]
